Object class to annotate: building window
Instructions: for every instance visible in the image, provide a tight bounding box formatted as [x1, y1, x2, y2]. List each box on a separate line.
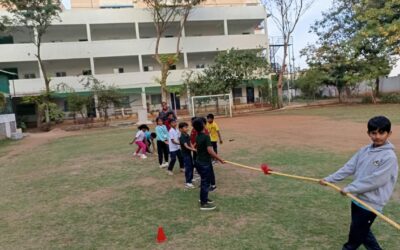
[233, 88, 242, 98]
[169, 65, 176, 70]
[143, 66, 153, 72]
[56, 72, 66, 77]
[151, 94, 162, 105]
[113, 68, 124, 74]
[24, 73, 36, 79]
[196, 64, 205, 69]
[82, 69, 92, 76]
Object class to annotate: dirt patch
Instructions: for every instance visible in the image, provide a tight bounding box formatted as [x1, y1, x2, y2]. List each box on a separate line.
[136, 176, 159, 187]
[217, 115, 400, 153]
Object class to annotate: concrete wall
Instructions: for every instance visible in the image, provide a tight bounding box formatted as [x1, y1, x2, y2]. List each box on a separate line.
[42, 25, 88, 43]
[94, 56, 140, 74]
[91, 23, 136, 41]
[0, 114, 17, 139]
[0, 61, 40, 79]
[185, 21, 224, 37]
[43, 59, 91, 77]
[380, 76, 400, 93]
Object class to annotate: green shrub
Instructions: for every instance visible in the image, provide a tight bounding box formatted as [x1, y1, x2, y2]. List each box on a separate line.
[380, 93, 400, 103]
[361, 96, 374, 104]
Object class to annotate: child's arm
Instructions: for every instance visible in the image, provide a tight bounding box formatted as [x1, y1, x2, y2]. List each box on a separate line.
[207, 146, 224, 163]
[343, 157, 397, 194]
[217, 131, 223, 144]
[184, 142, 196, 152]
[322, 153, 359, 183]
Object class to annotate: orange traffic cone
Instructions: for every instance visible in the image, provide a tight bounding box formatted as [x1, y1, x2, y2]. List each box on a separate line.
[156, 226, 167, 243]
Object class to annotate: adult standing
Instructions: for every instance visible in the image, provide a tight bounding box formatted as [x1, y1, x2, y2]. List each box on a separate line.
[159, 101, 176, 121]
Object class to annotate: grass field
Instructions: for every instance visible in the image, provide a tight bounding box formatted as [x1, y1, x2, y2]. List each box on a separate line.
[1, 104, 399, 249]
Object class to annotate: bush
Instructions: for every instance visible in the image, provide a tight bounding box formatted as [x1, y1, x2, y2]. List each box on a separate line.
[361, 96, 374, 104]
[380, 93, 400, 104]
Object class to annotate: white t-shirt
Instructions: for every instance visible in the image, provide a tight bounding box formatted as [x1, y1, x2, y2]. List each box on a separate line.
[168, 128, 181, 152]
[135, 130, 145, 142]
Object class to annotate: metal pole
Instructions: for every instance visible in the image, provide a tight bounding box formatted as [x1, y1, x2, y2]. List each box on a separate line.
[191, 96, 195, 117]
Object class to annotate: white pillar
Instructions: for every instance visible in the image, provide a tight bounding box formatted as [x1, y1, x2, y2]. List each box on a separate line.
[86, 23, 92, 42]
[135, 22, 140, 39]
[90, 57, 95, 75]
[94, 94, 100, 118]
[183, 52, 188, 68]
[138, 55, 143, 72]
[141, 87, 147, 109]
[224, 19, 228, 35]
[181, 20, 186, 37]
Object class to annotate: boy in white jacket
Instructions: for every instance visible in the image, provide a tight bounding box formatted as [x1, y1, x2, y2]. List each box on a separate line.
[321, 116, 398, 250]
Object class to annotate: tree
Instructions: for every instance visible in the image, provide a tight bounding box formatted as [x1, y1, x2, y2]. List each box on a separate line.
[264, 0, 314, 108]
[143, 0, 203, 102]
[357, 0, 400, 55]
[83, 76, 121, 125]
[67, 93, 91, 121]
[0, 0, 62, 123]
[186, 49, 270, 96]
[295, 68, 327, 99]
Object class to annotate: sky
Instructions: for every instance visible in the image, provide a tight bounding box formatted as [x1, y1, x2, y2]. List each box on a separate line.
[267, 1, 334, 69]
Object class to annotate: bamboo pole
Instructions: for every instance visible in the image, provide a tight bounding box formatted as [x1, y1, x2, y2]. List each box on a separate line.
[225, 160, 400, 231]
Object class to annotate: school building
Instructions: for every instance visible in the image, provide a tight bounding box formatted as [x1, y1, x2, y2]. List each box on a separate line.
[0, 0, 269, 124]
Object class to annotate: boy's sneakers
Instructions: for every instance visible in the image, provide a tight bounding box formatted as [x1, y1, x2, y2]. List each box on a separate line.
[159, 163, 168, 169]
[200, 203, 216, 211]
[180, 168, 185, 173]
[167, 170, 174, 176]
[185, 183, 195, 189]
[198, 198, 214, 204]
[140, 154, 147, 159]
[209, 185, 217, 192]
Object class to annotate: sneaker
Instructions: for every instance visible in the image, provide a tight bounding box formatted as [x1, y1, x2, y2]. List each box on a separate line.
[200, 203, 216, 211]
[162, 162, 169, 167]
[167, 170, 174, 176]
[140, 154, 147, 159]
[159, 164, 167, 169]
[193, 176, 201, 182]
[133, 152, 138, 156]
[180, 168, 185, 173]
[198, 199, 214, 204]
[209, 185, 217, 192]
[185, 183, 195, 189]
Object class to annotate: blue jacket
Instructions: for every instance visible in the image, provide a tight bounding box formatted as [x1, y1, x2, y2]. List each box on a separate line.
[156, 125, 169, 141]
[324, 142, 398, 211]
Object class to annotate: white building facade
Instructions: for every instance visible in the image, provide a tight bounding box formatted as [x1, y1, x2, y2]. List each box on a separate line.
[0, 3, 269, 121]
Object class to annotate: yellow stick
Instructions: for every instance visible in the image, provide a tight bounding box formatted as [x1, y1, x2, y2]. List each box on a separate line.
[224, 160, 400, 231]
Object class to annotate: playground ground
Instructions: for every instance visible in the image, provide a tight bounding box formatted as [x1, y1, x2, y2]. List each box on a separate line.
[1, 104, 399, 249]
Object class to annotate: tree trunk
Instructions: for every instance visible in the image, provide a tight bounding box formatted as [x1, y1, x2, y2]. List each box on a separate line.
[277, 43, 288, 109]
[160, 63, 170, 103]
[375, 77, 380, 97]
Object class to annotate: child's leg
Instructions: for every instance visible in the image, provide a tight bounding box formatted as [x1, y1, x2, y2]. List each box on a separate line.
[157, 141, 163, 165]
[163, 143, 169, 163]
[210, 164, 216, 186]
[134, 141, 141, 154]
[136, 141, 147, 155]
[343, 202, 380, 250]
[177, 150, 184, 169]
[183, 154, 194, 183]
[196, 162, 211, 204]
[211, 141, 218, 154]
[168, 150, 177, 171]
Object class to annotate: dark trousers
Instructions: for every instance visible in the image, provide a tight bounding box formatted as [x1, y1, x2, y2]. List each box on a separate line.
[210, 164, 216, 186]
[157, 140, 169, 165]
[342, 202, 381, 250]
[210, 142, 218, 186]
[168, 149, 183, 171]
[211, 141, 218, 154]
[196, 161, 212, 204]
[183, 154, 194, 183]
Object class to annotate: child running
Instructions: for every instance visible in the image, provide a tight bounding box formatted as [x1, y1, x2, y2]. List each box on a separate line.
[155, 117, 169, 168]
[130, 124, 148, 159]
[192, 118, 224, 211]
[320, 116, 398, 250]
[179, 122, 197, 189]
[167, 119, 184, 175]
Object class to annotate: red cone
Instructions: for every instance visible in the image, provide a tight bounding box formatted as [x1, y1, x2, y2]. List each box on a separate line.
[156, 226, 167, 243]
